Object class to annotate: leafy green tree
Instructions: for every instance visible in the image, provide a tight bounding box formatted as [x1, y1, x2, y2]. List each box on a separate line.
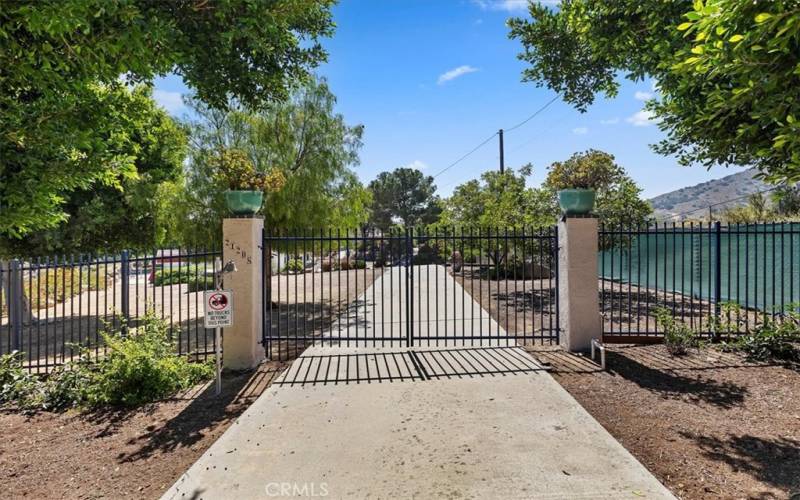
[441, 166, 551, 229]
[440, 166, 553, 265]
[544, 150, 652, 230]
[1, 86, 188, 257]
[1, 0, 335, 238]
[368, 168, 441, 230]
[772, 185, 800, 216]
[508, 1, 800, 184]
[175, 79, 371, 247]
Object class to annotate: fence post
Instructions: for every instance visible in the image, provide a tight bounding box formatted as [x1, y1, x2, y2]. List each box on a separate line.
[222, 217, 265, 371]
[9, 259, 23, 352]
[557, 216, 601, 352]
[120, 250, 130, 331]
[713, 221, 722, 341]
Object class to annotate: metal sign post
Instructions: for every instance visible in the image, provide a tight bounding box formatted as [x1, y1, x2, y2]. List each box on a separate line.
[214, 258, 223, 395]
[206, 258, 235, 396]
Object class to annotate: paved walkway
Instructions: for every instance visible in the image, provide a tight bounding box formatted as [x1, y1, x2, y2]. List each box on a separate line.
[330, 264, 511, 346]
[163, 345, 674, 499]
[163, 265, 673, 499]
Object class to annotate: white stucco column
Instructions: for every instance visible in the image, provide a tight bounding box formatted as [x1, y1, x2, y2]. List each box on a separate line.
[558, 216, 601, 352]
[222, 217, 265, 370]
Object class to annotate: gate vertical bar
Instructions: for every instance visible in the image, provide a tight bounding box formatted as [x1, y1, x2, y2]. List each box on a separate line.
[406, 227, 414, 347]
[553, 226, 560, 343]
[9, 259, 22, 352]
[120, 250, 130, 332]
[263, 227, 272, 358]
[713, 221, 722, 340]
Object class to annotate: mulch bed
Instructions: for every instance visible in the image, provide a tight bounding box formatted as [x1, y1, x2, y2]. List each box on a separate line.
[530, 344, 800, 500]
[0, 361, 286, 499]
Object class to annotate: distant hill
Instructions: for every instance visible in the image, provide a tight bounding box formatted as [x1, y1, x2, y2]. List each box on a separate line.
[649, 168, 768, 220]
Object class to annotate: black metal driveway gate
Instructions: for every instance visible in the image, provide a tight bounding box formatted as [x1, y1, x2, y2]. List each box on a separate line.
[262, 227, 559, 360]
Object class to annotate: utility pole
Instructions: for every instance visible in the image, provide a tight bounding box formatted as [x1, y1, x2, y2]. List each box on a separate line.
[498, 129, 505, 173]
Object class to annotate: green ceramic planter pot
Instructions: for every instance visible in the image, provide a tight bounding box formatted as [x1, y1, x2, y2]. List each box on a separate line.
[224, 190, 263, 215]
[558, 188, 596, 215]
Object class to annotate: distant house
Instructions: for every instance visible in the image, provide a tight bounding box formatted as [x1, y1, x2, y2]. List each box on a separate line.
[153, 249, 183, 266]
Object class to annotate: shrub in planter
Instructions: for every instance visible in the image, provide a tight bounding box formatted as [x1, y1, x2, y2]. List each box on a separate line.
[545, 150, 623, 215]
[213, 149, 285, 215]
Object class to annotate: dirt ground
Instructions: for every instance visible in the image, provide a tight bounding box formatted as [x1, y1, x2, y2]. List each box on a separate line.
[0, 361, 286, 499]
[529, 344, 800, 500]
[451, 267, 558, 339]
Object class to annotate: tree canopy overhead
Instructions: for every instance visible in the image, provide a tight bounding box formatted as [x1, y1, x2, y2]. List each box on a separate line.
[1, 0, 335, 239]
[1, 86, 188, 257]
[508, 0, 800, 184]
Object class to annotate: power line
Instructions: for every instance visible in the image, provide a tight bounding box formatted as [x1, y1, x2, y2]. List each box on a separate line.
[504, 95, 560, 133]
[432, 132, 497, 178]
[432, 94, 560, 180]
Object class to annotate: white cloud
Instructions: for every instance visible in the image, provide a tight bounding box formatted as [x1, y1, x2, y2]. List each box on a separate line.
[437, 65, 479, 85]
[402, 160, 428, 171]
[472, 0, 534, 12]
[634, 90, 654, 101]
[572, 127, 588, 135]
[600, 118, 620, 125]
[626, 109, 660, 127]
[152, 89, 186, 115]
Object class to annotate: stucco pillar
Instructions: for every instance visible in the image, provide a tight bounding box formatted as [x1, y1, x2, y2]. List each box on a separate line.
[558, 216, 601, 352]
[222, 217, 265, 370]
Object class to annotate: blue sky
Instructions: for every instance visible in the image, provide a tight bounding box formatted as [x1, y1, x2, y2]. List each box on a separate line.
[153, 0, 744, 199]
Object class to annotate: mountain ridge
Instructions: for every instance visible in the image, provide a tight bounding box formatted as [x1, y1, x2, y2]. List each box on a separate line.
[649, 168, 767, 219]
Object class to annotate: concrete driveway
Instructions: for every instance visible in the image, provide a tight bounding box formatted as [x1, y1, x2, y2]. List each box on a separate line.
[163, 345, 674, 499]
[329, 264, 513, 346]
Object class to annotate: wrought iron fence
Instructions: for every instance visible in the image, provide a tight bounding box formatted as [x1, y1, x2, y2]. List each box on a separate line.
[600, 222, 800, 342]
[1, 249, 220, 373]
[262, 227, 559, 360]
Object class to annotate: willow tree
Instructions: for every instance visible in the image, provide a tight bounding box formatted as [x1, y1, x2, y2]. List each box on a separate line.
[175, 79, 371, 248]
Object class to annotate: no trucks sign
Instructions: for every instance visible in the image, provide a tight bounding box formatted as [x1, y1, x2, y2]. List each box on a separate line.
[204, 290, 233, 328]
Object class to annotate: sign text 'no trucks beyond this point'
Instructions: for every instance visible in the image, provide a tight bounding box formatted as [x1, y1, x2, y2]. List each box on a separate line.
[204, 290, 233, 328]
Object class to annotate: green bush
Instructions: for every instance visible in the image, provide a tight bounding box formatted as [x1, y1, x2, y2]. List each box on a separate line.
[722, 314, 800, 362]
[188, 275, 215, 292]
[86, 314, 213, 406]
[352, 259, 366, 269]
[0, 352, 40, 407]
[654, 308, 700, 356]
[284, 258, 305, 273]
[0, 314, 213, 411]
[154, 266, 198, 286]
